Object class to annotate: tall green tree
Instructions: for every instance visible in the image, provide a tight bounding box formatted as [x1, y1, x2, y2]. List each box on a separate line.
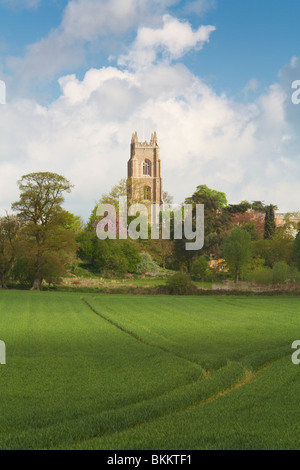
[223, 227, 252, 282]
[264, 204, 277, 239]
[180, 187, 231, 268]
[12, 172, 76, 290]
[294, 231, 300, 270]
[0, 214, 20, 288]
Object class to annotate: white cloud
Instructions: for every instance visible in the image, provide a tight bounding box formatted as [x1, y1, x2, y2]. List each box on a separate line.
[1, 56, 300, 220]
[118, 15, 216, 69]
[5, 0, 180, 84]
[2, 3, 300, 218]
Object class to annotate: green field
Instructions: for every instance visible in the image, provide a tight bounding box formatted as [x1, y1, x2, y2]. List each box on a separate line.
[0, 291, 299, 450]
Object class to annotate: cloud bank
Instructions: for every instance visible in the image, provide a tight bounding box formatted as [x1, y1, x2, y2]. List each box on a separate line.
[1, 1, 300, 221]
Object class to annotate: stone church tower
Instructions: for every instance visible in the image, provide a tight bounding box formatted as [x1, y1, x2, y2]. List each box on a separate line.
[127, 131, 163, 206]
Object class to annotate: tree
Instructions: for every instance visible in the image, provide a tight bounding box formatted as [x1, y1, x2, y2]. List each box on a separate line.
[294, 231, 300, 270]
[180, 187, 231, 268]
[226, 200, 251, 214]
[251, 201, 266, 212]
[223, 227, 252, 282]
[230, 210, 265, 238]
[167, 271, 195, 295]
[0, 214, 20, 288]
[186, 184, 228, 210]
[253, 232, 294, 269]
[136, 251, 160, 274]
[11, 172, 76, 290]
[264, 204, 277, 239]
[191, 256, 209, 279]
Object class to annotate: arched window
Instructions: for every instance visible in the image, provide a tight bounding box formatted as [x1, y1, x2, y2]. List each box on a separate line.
[144, 186, 152, 201]
[143, 159, 151, 176]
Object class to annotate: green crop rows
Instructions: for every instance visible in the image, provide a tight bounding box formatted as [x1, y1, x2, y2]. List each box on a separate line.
[0, 291, 299, 449]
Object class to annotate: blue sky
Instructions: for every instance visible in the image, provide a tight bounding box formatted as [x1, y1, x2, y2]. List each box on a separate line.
[0, 0, 300, 219]
[2, 0, 300, 98]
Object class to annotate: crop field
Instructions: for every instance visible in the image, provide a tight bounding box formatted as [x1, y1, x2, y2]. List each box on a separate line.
[0, 291, 299, 450]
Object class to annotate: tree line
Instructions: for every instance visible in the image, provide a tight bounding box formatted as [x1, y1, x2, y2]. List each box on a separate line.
[1, 173, 300, 290]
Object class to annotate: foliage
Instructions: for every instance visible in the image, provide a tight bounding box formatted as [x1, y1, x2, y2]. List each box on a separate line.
[11, 172, 76, 290]
[12, 223, 76, 286]
[191, 256, 210, 280]
[264, 204, 276, 239]
[226, 200, 252, 214]
[136, 251, 160, 274]
[223, 227, 252, 282]
[253, 233, 294, 268]
[138, 238, 176, 270]
[62, 211, 84, 234]
[246, 266, 273, 285]
[0, 214, 20, 288]
[167, 271, 195, 295]
[186, 184, 228, 210]
[230, 210, 265, 238]
[78, 231, 141, 276]
[251, 201, 266, 211]
[179, 186, 231, 268]
[294, 231, 300, 270]
[272, 262, 292, 285]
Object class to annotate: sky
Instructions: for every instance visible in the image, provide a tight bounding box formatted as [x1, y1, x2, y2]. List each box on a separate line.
[1, 0, 300, 220]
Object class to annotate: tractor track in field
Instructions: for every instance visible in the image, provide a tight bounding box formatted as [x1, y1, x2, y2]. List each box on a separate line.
[53, 355, 289, 450]
[82, 297, 209, 378]
[78, 297, 290, 449]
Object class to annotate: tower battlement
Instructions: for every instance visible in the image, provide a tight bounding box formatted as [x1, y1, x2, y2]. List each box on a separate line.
[131, 131, 158, 148]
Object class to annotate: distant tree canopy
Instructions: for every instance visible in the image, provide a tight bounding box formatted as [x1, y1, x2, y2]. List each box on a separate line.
[0, 165, 297, 290]
[226, 200, 252, 214]
[186, 184, 228, 210]
[251, 201, 266, 212]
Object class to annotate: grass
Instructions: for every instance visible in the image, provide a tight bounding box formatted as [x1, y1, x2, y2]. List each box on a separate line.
[0, 291, 299, 449]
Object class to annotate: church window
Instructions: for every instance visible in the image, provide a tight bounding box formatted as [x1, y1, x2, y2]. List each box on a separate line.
[143, 159, 151, 176]
[144, 186, 152, 201]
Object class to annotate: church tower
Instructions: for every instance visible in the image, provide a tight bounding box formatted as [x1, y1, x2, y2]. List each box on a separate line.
[127, 131, 163, 206]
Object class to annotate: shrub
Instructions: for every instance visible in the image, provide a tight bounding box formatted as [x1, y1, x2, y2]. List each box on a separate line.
[248, 266, 273, 285]
[191, 256, 209, 280]
[167, 271, 195, 295]
[272, 262, 292, 285]
[136, 251, 160, 274]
